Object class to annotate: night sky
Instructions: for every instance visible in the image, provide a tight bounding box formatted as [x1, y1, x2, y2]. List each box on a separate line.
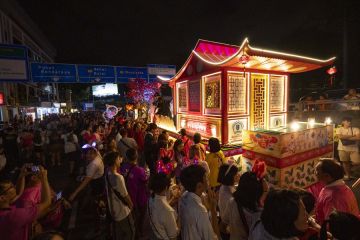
[17, 0, 360, 92]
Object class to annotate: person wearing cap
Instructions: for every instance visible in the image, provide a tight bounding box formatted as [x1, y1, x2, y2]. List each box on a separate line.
[336, 117, 360, 180]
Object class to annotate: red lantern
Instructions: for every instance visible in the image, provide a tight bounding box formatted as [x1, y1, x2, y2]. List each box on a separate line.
[239, 55, 250, 77]
[240, 55, 250, 65]
[326, 66, 336, 87]
[326, 66, 337, 75]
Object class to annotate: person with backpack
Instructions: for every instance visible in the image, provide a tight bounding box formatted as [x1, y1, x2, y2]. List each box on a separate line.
[104, 151, 135, 240]
[120, 148, 149, 239]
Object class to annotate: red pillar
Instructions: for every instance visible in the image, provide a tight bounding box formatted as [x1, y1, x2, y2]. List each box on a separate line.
[221, 69, 228, 144]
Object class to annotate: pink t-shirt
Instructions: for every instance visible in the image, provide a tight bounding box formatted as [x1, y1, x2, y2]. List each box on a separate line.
[0, 205, 38, 240]
[16, 184, 42, 208]
[120, 163, 149, 208]
[316, 180, 359, 224]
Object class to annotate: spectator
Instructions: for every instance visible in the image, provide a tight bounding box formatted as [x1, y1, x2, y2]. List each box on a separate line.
[320, 211, 360, 240]
[179, 128, 192, 159]
[173, 139, 187, 182]
[249, 189, 309, 240]
[314, 159, 359, 224]
[133, 122, 145, 152]
[64, 133, 79, 176]
[192, 132, 206, 161]
[206, 137, 227, 189]
[120, 148, 149, 238]
[0, 166, 51, 240]
[217, 164, 239, 240]
[222, 171, 265, 240]
[48, 131, 63, 167]
[33, 130, 45, 166]
[104, 151, 134, 240]
[148, 173, 179, 240]
[189, 144, 210, 175]
[69, 148, 105, 201]
[343, 88, 360, 100]
[335, 117, 360, 180]
[179, 164, 220, 240]
[144, 123, 159, 175]
[118, 128, 138, 161]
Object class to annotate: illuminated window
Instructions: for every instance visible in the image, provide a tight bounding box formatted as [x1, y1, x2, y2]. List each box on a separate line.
[178, 87, 187, 108]
[205, 81, 220, 108]
[228, 73, 247, 113]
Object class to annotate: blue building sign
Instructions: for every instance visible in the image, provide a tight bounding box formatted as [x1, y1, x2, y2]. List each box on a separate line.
[116, 66, 148, 83]
[77, 65, 116, 83]
[147, 64, 176, 82]
[31, 63, 77, 83]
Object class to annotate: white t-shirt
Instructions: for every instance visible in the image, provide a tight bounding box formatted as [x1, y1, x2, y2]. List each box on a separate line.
[222, 198, 261, 240]
[86, 156, 104, 179]
[337, 127, 360, 152]
[148, 195, 178, 240]
[61, 133, 79, 144]
[179, 191, 217, 240]
[105, 171, 131, 221]
[218, 185, 235, 220]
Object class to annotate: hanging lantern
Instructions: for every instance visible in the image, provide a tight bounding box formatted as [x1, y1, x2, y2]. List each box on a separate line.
[240, 54, 250, 77]
[326, 66, 337, 75]
[326, 66, 337, 87]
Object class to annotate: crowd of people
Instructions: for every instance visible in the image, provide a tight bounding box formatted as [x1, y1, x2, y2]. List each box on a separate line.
[0, 112, 360, 240]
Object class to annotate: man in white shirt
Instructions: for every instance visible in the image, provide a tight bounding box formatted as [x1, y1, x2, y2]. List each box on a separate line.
[179, 165, 220, 240]
[148, 173, 178, 240]
[104, 152, 134, 240]
[336, 117, 360, 180]
[69, 148, 104, 201]
[118, 128, 138, 160]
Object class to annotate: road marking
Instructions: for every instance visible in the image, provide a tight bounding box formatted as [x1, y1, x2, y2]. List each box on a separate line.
[68, 200, 79, 230]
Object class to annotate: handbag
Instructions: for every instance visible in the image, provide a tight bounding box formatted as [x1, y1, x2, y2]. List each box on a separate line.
[341, 128, 357, 146]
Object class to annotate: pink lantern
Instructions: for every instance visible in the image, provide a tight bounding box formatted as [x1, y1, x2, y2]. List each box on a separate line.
[240, 55, 250, 77]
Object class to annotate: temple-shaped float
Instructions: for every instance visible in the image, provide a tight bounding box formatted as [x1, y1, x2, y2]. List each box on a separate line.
[156, 38, 336, 188]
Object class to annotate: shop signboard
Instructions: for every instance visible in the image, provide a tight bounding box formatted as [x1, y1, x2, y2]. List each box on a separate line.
[116, 66, 148, 83]
[31, 63, 77, 83]
[147, 64, 176, 82]
[77, 65, 116, 83]
[0, 44, 28, 81]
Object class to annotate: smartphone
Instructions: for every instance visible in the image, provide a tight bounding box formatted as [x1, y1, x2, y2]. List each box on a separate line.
[56, 191, 62, 201]
[31, 166, 40, 172]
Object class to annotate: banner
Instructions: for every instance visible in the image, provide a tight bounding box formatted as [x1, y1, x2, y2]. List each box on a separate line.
[31, 63, 77, 83]
[77, 65, 116, 83]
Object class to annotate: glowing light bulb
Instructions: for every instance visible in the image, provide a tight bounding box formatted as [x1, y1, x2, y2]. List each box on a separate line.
[325, 117, 332, 125]
[291, 121, 300, 131]
[308, 118, 315, 128]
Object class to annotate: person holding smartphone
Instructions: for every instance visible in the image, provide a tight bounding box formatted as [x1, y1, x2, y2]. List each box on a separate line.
[0, 166, 51, 240]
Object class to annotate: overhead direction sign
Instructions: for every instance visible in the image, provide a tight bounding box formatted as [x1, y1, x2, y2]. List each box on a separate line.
[31, 63, 77, 83]
[77, 65, 116, 83]
[0, 44, 28, 81]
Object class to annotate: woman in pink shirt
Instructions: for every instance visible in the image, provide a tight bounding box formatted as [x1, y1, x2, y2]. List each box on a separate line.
[315, 159, 359, 224]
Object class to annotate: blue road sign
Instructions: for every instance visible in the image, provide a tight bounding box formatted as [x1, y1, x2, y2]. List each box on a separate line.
[31, 63, 77, 83]
[77, 65, 116, 83]
[147, 64, 176, 82]
[116, 66, 148, 83]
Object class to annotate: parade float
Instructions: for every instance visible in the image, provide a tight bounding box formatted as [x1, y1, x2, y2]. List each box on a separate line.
[155, 38, 335, 187]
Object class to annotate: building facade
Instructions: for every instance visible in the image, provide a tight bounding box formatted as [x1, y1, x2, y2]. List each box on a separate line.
[0, 0, 56, 121]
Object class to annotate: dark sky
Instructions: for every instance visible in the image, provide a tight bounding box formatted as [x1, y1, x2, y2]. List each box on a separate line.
[17, 0, 360, 90]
